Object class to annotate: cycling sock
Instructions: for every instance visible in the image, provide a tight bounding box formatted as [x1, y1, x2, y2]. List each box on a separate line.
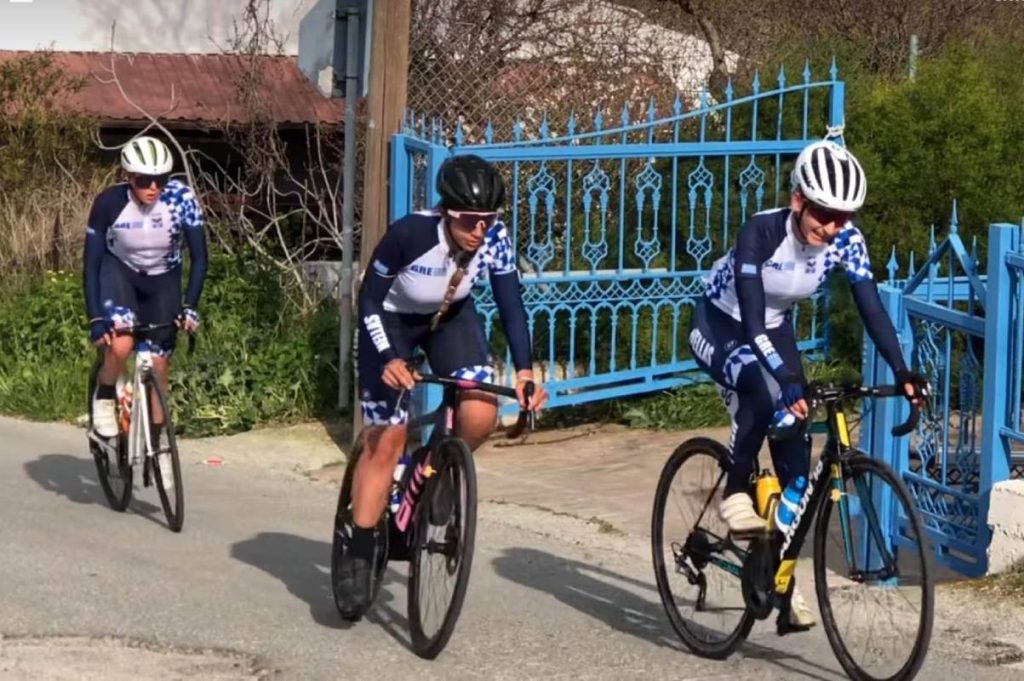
[96, 383, 116, 400]
[350, 523, 378, 561]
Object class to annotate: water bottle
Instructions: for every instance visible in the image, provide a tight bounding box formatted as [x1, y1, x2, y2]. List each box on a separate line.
[774, 475, 807, 533]
[389, 451, 412, 514]
[755, 469, 781, 519]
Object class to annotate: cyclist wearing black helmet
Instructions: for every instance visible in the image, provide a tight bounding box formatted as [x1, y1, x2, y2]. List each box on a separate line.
[336, 154, 548, 612]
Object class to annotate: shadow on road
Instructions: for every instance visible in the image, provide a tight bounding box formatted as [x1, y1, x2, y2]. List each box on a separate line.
[230, 531, 412, 648]
[492, 546, 842, 681]
[23, 453, 161, 519]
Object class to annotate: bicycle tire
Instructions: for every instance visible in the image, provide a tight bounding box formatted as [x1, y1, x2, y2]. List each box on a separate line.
[146, 375, 184, 532]
[330, 438, 389, 622]
[87, 357, 133, 511]
[408, 437, 477, 660]
[813, 454, 934, 681]
[651, 437, 755, 659]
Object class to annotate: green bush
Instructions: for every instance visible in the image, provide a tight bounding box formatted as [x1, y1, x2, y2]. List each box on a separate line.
[0, 252, 341, 436]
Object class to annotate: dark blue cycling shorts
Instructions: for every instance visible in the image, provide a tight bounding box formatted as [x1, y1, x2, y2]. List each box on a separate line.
[357, 297, 494, 426]
[99, 253, 182, 356]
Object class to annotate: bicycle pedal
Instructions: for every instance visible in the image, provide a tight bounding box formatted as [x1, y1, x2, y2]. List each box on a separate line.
[729, 526, 773, 540]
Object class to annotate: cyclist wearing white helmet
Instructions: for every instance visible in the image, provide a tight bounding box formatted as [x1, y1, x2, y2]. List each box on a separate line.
[689, 139, 927, 632]
[83, 135, 208, 448]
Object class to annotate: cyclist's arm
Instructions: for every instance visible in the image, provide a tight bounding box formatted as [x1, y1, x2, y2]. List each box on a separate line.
[733, 220, 800, 385]
[484, 225, 532, 372]
[180, 188, 208, 308]
[840, 228, 910, 376]
[83, 195, 109, 320]
[358, 233, 405, 364]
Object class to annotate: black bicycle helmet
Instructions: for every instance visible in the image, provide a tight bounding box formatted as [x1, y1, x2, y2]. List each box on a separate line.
[436, 154, 505, 211]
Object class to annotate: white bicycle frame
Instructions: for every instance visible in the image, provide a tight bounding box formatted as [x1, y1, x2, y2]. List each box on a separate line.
[87, 345, 157, 468]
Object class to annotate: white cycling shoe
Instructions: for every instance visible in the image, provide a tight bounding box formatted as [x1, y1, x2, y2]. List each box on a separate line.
[778, 584, 817, 634]
[91, 395, 118, 439]
[719, 492, 766, 535]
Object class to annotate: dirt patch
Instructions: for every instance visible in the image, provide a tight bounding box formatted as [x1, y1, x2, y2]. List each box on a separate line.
[0, 634, 271, 680]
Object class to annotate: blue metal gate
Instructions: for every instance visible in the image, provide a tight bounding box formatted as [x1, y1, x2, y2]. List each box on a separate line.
[390, 63, 847, 409]
[863, 212, 1024, 576]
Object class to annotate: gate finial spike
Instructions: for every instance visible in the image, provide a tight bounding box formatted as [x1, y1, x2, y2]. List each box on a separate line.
[752, 70, 761, 94]
[802, 59, 812, 84]
[829, 56, 839, 79]
[908, 250, 917, 278]
[777, 64, 786, 88]
[673, 93, 683, 115]
[725, 78, 734, 101]
[567, 110, 577, 137]
[454, 122, 465, 147]
[950, 199, 959, 234]
[484, 119, 494, 144]
[621, 101, 631, 127]
[887, 246, 899, 283]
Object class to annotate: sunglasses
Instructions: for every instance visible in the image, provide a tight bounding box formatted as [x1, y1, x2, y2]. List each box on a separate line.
[447, 210, 499, 231]
[805, 201, 852, 226]
[132, 173, 171, 189]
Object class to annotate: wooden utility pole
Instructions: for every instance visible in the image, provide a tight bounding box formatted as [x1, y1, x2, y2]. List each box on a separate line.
[360, 0, 412, 270]
[352, 0, 412, 439]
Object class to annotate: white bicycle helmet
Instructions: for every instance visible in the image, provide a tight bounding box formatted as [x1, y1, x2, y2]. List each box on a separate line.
[120, 135, 174, 175]
[791, 140, 866, 212]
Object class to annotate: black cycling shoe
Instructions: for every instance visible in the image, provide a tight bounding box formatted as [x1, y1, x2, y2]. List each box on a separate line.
[333, 526, 381, 621]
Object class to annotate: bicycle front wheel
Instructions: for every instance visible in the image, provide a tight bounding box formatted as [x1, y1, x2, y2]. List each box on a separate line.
[146, 375, 184, 532]
[651, 438, 754, 659]
[87, 357, 133, 511]
[814, 454, 933, 681]
[408, 437, 477, 660]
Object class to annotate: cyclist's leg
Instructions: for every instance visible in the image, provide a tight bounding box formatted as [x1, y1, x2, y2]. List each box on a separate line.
[136, 268, 181, 447]
[764, 322, 809, 489]
[689, 299, 776, 532]
[421, 299, 496, 451]
[351, 312, 418, 529]
[93, 255, 138, 436]
[763, 321, 814, 632]
[336, 316, 417, 609]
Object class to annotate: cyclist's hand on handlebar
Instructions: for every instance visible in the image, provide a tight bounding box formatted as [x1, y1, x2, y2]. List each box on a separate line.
[90, 319, 113, 347]
[382, 358, 418, 390]
[780, 381, 809, 420]
[897, 369, 929, 408]
[516, 370, 548, 412]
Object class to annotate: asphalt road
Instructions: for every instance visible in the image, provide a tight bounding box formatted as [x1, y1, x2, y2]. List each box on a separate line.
[2, 417, 1023, 680]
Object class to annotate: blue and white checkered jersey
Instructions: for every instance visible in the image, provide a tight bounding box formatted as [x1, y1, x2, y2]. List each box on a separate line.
[358, 210, 532, 372]
[83, 180, 208, 320]
[704, 208, 873, 329]
[90, 180, 204, 275]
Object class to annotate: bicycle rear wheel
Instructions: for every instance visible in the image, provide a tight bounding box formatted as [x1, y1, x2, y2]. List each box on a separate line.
[146, 375, 184, 532]
[814, 454, 933, 681]
[651, 438, 755, 659]
[408, 437, 477, 660]
[87, 358, 132, 511]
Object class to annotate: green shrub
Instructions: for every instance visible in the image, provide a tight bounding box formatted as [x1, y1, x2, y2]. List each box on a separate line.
[0, 251, 341, 436]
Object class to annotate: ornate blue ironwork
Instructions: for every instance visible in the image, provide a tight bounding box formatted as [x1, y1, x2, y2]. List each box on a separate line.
[862, 214, 1024, 577]
[390, 65, 845, 409]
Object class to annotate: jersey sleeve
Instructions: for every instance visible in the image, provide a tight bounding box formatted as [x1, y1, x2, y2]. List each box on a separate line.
[358, 229, 407, 363]
[179, 186, 208, 307]
[482, 223, 532, 372]
[83, 192, 111, 320]
[834, 226, 874, 284]
[733, 217, 801, 385]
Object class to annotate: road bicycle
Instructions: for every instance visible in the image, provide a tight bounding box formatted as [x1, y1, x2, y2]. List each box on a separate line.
[332, 366, 534, 659]
[651, 381, 934, 681]
[87, 323, 194, 532]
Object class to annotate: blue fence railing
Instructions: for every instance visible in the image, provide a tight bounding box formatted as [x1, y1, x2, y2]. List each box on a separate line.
[392, 62, 848, 412]
[863, 211, 1024, 576]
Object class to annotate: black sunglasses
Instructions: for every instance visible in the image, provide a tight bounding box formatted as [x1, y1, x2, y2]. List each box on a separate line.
[132, 173, 171, 189]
